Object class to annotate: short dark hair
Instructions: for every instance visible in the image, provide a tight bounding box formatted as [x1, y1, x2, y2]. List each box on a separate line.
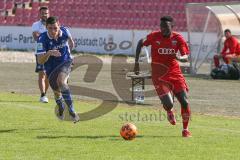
[161, 16, 174, 23]
[46, 16, 58, 25]
[224, 29, 231, 33]
[39, 6, 48, 12]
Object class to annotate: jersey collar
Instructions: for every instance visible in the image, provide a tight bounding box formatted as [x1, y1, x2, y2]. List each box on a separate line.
[47, 29, 63, 40]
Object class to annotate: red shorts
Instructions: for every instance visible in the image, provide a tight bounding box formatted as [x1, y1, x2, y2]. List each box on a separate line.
[151, 63, 188, 97]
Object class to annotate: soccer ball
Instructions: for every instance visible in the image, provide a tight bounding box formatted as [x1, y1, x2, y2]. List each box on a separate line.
[120, 123, 137, 140]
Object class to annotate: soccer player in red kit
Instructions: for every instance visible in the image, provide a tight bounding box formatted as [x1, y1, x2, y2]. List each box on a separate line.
[134, 16, 191, 137]
[213, 29, 240, 67]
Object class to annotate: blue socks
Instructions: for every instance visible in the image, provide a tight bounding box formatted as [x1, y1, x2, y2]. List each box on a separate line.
[61, 88, 75, 113]
[55, 97, 65, 110]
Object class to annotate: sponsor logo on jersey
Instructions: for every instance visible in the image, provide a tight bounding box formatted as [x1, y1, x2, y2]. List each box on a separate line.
[37, 43, 43, 50]
[158, 48, 176, 55]
[52, 41, 67, 50]
[156, 41, 161, 45]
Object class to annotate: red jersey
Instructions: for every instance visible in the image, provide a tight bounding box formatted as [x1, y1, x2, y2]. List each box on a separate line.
[142, 30, 190, 95]
[221, 36, 240, 56]
[143, 30, 189, 66]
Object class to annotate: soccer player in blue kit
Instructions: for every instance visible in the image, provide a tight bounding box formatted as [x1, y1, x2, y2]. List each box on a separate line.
[36, 16, 79, 123]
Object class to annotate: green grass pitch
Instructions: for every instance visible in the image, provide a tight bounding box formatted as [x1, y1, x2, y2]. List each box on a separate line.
[0, 93, 240, 160]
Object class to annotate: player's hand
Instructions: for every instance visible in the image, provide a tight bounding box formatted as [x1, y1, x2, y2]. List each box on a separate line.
[48, 50, 61, 57]
[176, 55, 188, 63]
[134, 62, 140, 75]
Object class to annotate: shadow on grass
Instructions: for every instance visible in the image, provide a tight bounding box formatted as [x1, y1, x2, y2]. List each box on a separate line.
[36, 134, 179, 140]
[0, 129, 17, 133]
[37, 135, 120, 139]
[0, 128, 48, 134]
[0, 100, 39, 103]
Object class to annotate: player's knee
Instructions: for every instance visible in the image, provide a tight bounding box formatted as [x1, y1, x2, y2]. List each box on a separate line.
[57, 76, 66, 86]
[160, 94, 174, 109]
[180, 98, 189, 108]
[60, 83, 69, 92]
[38, 73, 45, 79]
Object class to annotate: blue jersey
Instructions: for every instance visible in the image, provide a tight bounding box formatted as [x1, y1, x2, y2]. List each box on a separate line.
[36, 26, 72, 75]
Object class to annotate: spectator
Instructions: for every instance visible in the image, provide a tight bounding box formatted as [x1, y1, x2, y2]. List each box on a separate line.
[32, 6, 49, 103]
[213, 29, 240, 68]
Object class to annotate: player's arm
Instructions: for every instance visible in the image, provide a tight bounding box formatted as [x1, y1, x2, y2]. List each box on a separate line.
[32, 23, 40, 41]
[35, 36, 61, 64]
[64, 27, 75, 51]
[37, 50, 61, 64]
[176, 36, 190, 63]
[176, 54, 188, 62]
[229, 37, 239, 55]
[68, 37, 75, 51]
[134, 39, 144, 74]
[134, 33, 152, 74]
[135, 39, 144, 63]
[32, 31, 40, 41]
[221, 40, 228, 55]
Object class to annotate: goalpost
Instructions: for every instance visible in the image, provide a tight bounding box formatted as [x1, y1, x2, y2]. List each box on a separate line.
[185, 2, 240, 74]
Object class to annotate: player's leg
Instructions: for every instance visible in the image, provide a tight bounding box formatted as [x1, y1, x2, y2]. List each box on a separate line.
[223, 54, 230, 64]
[56, 71, 79, 123]
[57, 61, 79, 122]
[152, 73, 176, 125]
[47, 70, 65, 119]
[175, 90, 191, 137]
[213, 54, 221, 67]
[53, 90, 65, 120]
[159, 92, 176, 125]
[45, 73, 49, 95]
[226, 54, 240, 64]
[48, 63, 79, 123]
[36, 64, 48, 103]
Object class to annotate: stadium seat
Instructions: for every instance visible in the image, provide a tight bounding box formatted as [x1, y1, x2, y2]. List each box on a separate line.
[40, 2, 49, 7]
[31, 2, 39, 9]
[5, 16, 15, 25]
[0, 0, 231, 29]
[6, 1, 14, 10]
[22, 0, 31, 2]
[0, 1, 5, 10]
[15, 0, 23, 4]
[0, 16, 6, 24]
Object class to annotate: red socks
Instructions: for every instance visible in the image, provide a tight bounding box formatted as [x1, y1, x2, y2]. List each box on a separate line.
[181, 106, 191, 130]
[213, 55, 220, 68]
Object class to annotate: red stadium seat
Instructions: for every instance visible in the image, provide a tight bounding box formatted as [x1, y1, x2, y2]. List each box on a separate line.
[35, 0, 228, 31]
[31, 2, 39, 9]
[6, 0, 14, 10]
[0, 16, 6, 24]
[5, 16, 15, 25]
[24, 17, 33, 26]
[15, 0, 23, 4]
[0, 1, 5, 10]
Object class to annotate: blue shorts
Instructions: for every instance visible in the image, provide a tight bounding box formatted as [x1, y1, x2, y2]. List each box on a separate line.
[35, 56, 45, 73]
[48, 60, 72, 91]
